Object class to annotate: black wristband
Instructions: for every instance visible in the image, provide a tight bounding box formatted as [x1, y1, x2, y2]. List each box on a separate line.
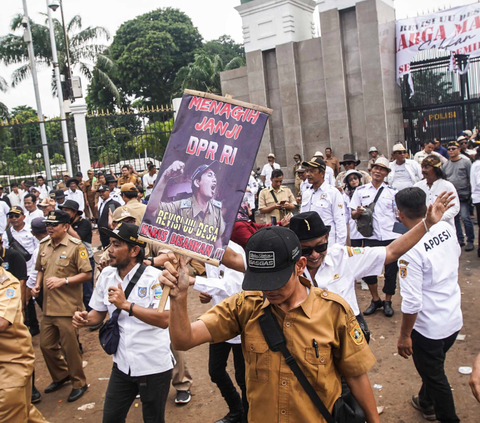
[147, 257, 154, 266]
[129, 302, 135, 316]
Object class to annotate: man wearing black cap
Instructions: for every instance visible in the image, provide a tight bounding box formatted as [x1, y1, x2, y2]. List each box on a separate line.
[50, 189, 67, 209]
[59, 200, 94, 310]
[160, 226, 381, 422]
[31, 210, 92, 403]
[301, 156, 347, 245]
[73, 223, 173, 423]
[66, 178, 85, 212]
[336, 154, 371, 190]
[153, 160, 225, 249]
[97, 186, 122, 248]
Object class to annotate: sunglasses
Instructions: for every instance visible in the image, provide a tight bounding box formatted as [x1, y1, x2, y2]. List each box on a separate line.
[447, 147, 458, 151]
[301, 242, 328, 257]
[45, 222, 60, 227]
[7, 214, 21, 219]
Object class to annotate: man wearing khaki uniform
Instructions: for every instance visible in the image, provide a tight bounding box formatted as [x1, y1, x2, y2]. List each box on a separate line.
[258, 169, 296, 223]
[31, 210, 92, 402]
[0, 267, 47, 422]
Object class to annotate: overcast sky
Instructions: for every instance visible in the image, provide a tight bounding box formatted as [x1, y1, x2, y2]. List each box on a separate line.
[0, 0, 477, 117]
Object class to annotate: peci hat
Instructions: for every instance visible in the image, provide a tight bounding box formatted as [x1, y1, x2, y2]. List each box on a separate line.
[112, 207, 136, 223]
[66, 178, 79, 187]
[49, 190, 66, 200]
[302, 156, 326, 170]
[340, 153, 361, 166]
[371, 157, 391, 172]
[58, 200, 82, 215]
[44, 210, 70, 224]
[8, 206, 24, 216]
[191, 161, 220, 183]
[343, 169, 363, 184]
[392, 143, 407, 153]
[97, 185, 110, 193]
[242, 226, 301, 291]
[100, 222, 146, 247]
[120, 182, 138, 193]
[368, 146, 378, 153]
[31, 217, 47, 234]
[290, 211, 330, 242]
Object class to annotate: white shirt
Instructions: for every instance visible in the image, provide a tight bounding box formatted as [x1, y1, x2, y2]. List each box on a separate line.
[245, 175, 258, 209]
[343, 193, 362, 240]
[325, 166, 335, 187]
[143, 173, 157, 197]
[301, 181, 347, 245]
[89, 264, 174, 377]
[414, 150, 447, 166]
[414, 178, 459, 229]
[350, 182, 400, 241]
[7, 190, 23, 207]
[398, 221, 462, 340]
[193, 241, 245, 344]
[25, 208, 43, 227]
[471, 160, 480, 204]
[300, 179, 311, 194]
[66, 189, 85, 212]
[261, 162, 281, 188]
[388, 159, 422, 191]
[110, 188, 125, 206]
[303, 244, 386, 316]
[0, 201, 10, 234]
[26, 245, 40, 289]
[37, 184, 51, 200]
[2, 224, 39, 275]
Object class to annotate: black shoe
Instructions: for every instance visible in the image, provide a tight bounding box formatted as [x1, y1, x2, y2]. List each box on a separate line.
[215, 410, 244, 423]
[67, 385, 88, 402]
[29, 326, 40, 337]
[466, 242, 474, 252]
[363, 299, 383, 316]
[460, 241, 466, 247]
[411, 395, 436, 421]
[175, 390, 191, 404]
[31, 386, 41, 404]
[383, 301, 394, 317]
[45, 376, 70, 393]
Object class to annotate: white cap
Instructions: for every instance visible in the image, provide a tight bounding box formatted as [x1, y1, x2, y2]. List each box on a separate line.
[267, 153, 275, 159]
[313, 151, 324, 157]
[372, 157, 391, 172]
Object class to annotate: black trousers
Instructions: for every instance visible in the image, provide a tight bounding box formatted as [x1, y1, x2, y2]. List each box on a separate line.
[474, 203, 480, 253]
[25, 297, 39, 329]
[362, 239, 398, 296]
[209, 342, 248, 418]
[411, 330, 460, 423]
[103, 364, 172, 423]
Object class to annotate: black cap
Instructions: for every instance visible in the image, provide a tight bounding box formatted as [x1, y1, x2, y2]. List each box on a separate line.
[24, 180, 34, 188]
[302, 156, 326, 170]
[242, 226, 301, 291]
[97, 184, 110, 193]
[8, 206, 24, 215]
[58, 200, 82, 215]
[66, 178, 79, 187]
[100, 222, 146, 247]
[50, 190, 66, 200]
[105, 175, 117, 183]
[191, 161, 220, 184]
[31, 217, 47, 234]
[44, 210, 70, 224]
[340, 153, 360, 166]
[290, 211, 330, 242]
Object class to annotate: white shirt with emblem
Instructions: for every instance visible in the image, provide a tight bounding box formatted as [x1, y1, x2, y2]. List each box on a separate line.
[414, 178, 460, 229]
[3, 224, 39, 275]
[302, 244, 386, 316]
[349, 182, 400, 241]
[398, 221, 462, 340]
[301, 181, 347, 245]
[89, 264, 174, 377]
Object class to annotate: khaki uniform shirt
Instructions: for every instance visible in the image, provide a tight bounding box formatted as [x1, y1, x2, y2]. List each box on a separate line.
[117, 174, 141, 187]
[258, 186, 296, 222]
[124, 200, 147, 226]
[0, 269, 35, 388]
[35, 234, 92, 317]
[325, 156, 340, 176]
[200, 277, 376, 423]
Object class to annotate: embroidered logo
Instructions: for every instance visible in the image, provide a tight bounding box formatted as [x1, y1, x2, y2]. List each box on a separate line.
[138, 287, 147, 298]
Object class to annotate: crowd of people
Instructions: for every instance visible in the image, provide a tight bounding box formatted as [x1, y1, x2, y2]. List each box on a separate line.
[1, 137, 480, 423]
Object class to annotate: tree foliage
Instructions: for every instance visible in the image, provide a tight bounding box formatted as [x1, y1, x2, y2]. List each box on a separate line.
[128, 119, 172, 158]
[202, 35, 245, 66]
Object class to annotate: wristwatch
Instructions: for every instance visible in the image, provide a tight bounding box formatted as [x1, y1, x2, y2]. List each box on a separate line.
[147, 257, 154, 266]
[65, 278, 69, 285]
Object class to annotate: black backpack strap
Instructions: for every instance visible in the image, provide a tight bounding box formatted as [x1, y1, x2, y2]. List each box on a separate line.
[270, 189, 279, 203]
[124, 264, 147, 300]
[259, 305, 336, 423]
[6, 227, 13, 245]
[371, 186, 384, 212]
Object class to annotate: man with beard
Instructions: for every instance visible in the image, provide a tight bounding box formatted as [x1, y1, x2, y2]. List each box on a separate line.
[72, 223, 173, 423]
[153, 161, 225, 250]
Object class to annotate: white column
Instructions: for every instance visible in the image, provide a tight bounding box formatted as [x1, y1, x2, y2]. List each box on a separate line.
[70, 99, 91, 177]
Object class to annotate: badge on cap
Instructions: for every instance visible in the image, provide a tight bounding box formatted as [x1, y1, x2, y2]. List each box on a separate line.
[248, 251, 275, 268]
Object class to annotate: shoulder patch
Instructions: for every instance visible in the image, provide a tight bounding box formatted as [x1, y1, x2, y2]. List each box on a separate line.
[180, 199, 191, 209]
[348, 318, 364, 345]
[356, 186, 367, 191]
[40, 236, 50, 244]
[69, 237, 81, 245]
[212, 199, 222, 208]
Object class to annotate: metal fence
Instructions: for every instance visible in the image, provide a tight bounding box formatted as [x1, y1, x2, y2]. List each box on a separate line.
[86, 106, 174, 174]
[402, 54, 480, 152]
[0, 117, 77, 187]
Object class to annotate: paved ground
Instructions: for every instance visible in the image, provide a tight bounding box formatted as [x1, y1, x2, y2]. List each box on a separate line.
[32, 230, 480, 422]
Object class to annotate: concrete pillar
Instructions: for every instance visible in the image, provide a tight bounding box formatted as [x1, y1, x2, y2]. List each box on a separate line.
[70, 99, 91, 178]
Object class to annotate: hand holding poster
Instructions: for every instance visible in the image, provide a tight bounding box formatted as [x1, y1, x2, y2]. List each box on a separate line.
[140, 90, 272, 266]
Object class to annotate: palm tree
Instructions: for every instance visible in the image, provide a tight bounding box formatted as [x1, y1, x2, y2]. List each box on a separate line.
[174, 54, 244, 96]
[0, 76, 8, 120]
[0, 13, 120, 101]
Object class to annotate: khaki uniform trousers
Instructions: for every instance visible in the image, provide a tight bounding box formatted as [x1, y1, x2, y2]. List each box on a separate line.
[0, 379, 48, 423]
[40, 315, 86, 389]
[171, 348, 193, 391]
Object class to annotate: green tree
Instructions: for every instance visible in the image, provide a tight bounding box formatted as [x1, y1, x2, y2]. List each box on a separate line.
[202, 35, 245, 66]
[0, 14, 119, 100]
[108, 8, 203, 106]
[0, 76, 8, 120]
[174, 54, 244, 95]
[402, 70, 453, 107]
[51, 152, 65, 164]
[128, 119, 172, 159]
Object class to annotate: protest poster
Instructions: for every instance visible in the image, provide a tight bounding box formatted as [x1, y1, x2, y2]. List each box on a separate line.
[139, 89, 272, 266]
[396, 3, 480, 94]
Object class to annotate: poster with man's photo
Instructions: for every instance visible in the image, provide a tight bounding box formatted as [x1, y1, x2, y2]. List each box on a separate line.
[140, 90, 271, 265]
